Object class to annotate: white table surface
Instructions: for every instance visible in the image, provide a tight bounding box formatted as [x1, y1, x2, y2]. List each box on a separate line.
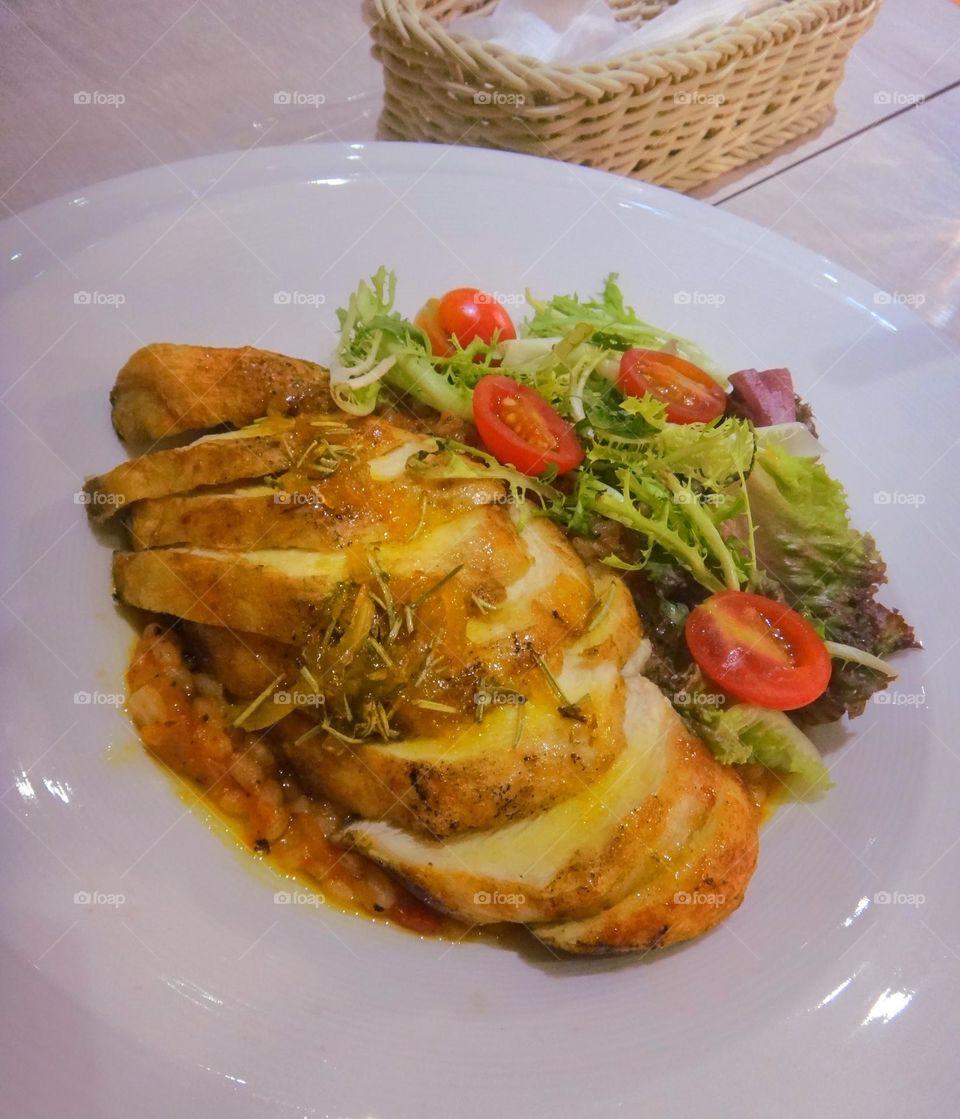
[2, 0, 958, 351]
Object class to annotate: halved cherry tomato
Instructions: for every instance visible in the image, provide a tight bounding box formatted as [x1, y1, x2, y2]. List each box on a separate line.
[472, 375, 583, 477]
[684, 590, 831, 710]
[415, 287, 517, 356]
[618, 348, 727, 424]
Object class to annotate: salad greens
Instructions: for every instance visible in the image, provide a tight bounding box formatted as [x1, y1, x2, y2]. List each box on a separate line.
[331, 268, 916, 784]
[747, 443, 916, 721]
[332, 266, 475, 419]
[695, 703, 833, 795]
[525, 273, 720, 376]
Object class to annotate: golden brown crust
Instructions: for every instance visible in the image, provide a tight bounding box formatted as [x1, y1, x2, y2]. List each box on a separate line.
[113, 547, 349, 643]
[110, 344, 332, 448]
[83, 420, 311, 522]
[127, 477, 507, 551]
[340, 689, 733, 925]
[532, 750, 759, 954]
[181, 621, 299, 699]
[285, 679, 626, 839]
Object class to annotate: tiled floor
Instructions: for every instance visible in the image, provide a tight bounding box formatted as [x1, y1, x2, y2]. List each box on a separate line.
[2, 0, 958, 340]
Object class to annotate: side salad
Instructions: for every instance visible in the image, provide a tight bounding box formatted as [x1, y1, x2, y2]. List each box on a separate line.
[327, 269, 917, 793]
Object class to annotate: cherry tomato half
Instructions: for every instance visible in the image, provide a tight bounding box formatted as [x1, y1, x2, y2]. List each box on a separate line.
[618, 348, 727, 424]
[684, 591, 832, 710]
[415, 288, 517, 356]
[472, 375, 583, 477]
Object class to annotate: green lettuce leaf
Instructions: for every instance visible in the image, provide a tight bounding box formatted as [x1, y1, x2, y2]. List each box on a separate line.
[333, 268, 475, 419]
[746, 442, 917, 720]
[525, 273, 720, 375]
[693, 703, 832, 796]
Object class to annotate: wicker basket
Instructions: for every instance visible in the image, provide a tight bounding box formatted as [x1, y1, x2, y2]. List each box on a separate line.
[365, 0, 881, 192]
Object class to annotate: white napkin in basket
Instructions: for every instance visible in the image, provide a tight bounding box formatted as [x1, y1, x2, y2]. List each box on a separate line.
[448, 0, 783, 64]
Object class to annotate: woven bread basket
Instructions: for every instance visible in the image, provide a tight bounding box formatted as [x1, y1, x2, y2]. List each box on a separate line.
[365, 0, 881, 191]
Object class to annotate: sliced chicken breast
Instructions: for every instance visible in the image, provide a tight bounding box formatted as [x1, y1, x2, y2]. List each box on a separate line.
[341, 676, 745, 925]
[286, 575, 643, 836]
[84, 418, 314, 521]
[111, 343, 332, 447]
[91, 344, 763, 954]
[532, 746, 758, 953]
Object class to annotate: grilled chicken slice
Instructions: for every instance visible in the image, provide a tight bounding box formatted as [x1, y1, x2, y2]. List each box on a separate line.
[181, 622, 299, 699]
[114, 546, 349, 642]
[127, 470, 503, 550]
[83, 418, 315, 522]
[342, 674, 736, 924]
[113, 502, 592, 649]
[114, 505, 533, 642]
[111, 343, 332, 447]
[286, 575, 644, 836]
[337, 680, 756, 935]
[533, 763, 757, 953]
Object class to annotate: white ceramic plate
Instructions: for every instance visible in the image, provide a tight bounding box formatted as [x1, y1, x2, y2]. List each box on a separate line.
[1, 142, 957, 1119]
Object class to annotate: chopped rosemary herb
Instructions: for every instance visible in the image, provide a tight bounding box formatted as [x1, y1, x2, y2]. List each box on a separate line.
[367, 553, 397, 641]
[318, 721, 368, 746]
[232, 674, 283, 728]
[583, 585, 614, 633]
[299, 664, 320, 693]
[374, 701, 395, 740]
[411, 645, 436, 687]
[532, 650, 587, 721]
[411, 699, 460, 714]
[366, 636, 395, 669]
[558, 702, 588, 723]
[410, 563, 464, 609]
[405, 492, 429, 543]
[470, 592, 497, 613]
[512, 702, 526, 748]
[319, 582, 352, 653]
[294, 439, 320, 470]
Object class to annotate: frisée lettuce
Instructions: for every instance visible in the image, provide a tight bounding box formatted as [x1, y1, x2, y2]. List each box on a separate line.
[329, 267, 916, 770]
